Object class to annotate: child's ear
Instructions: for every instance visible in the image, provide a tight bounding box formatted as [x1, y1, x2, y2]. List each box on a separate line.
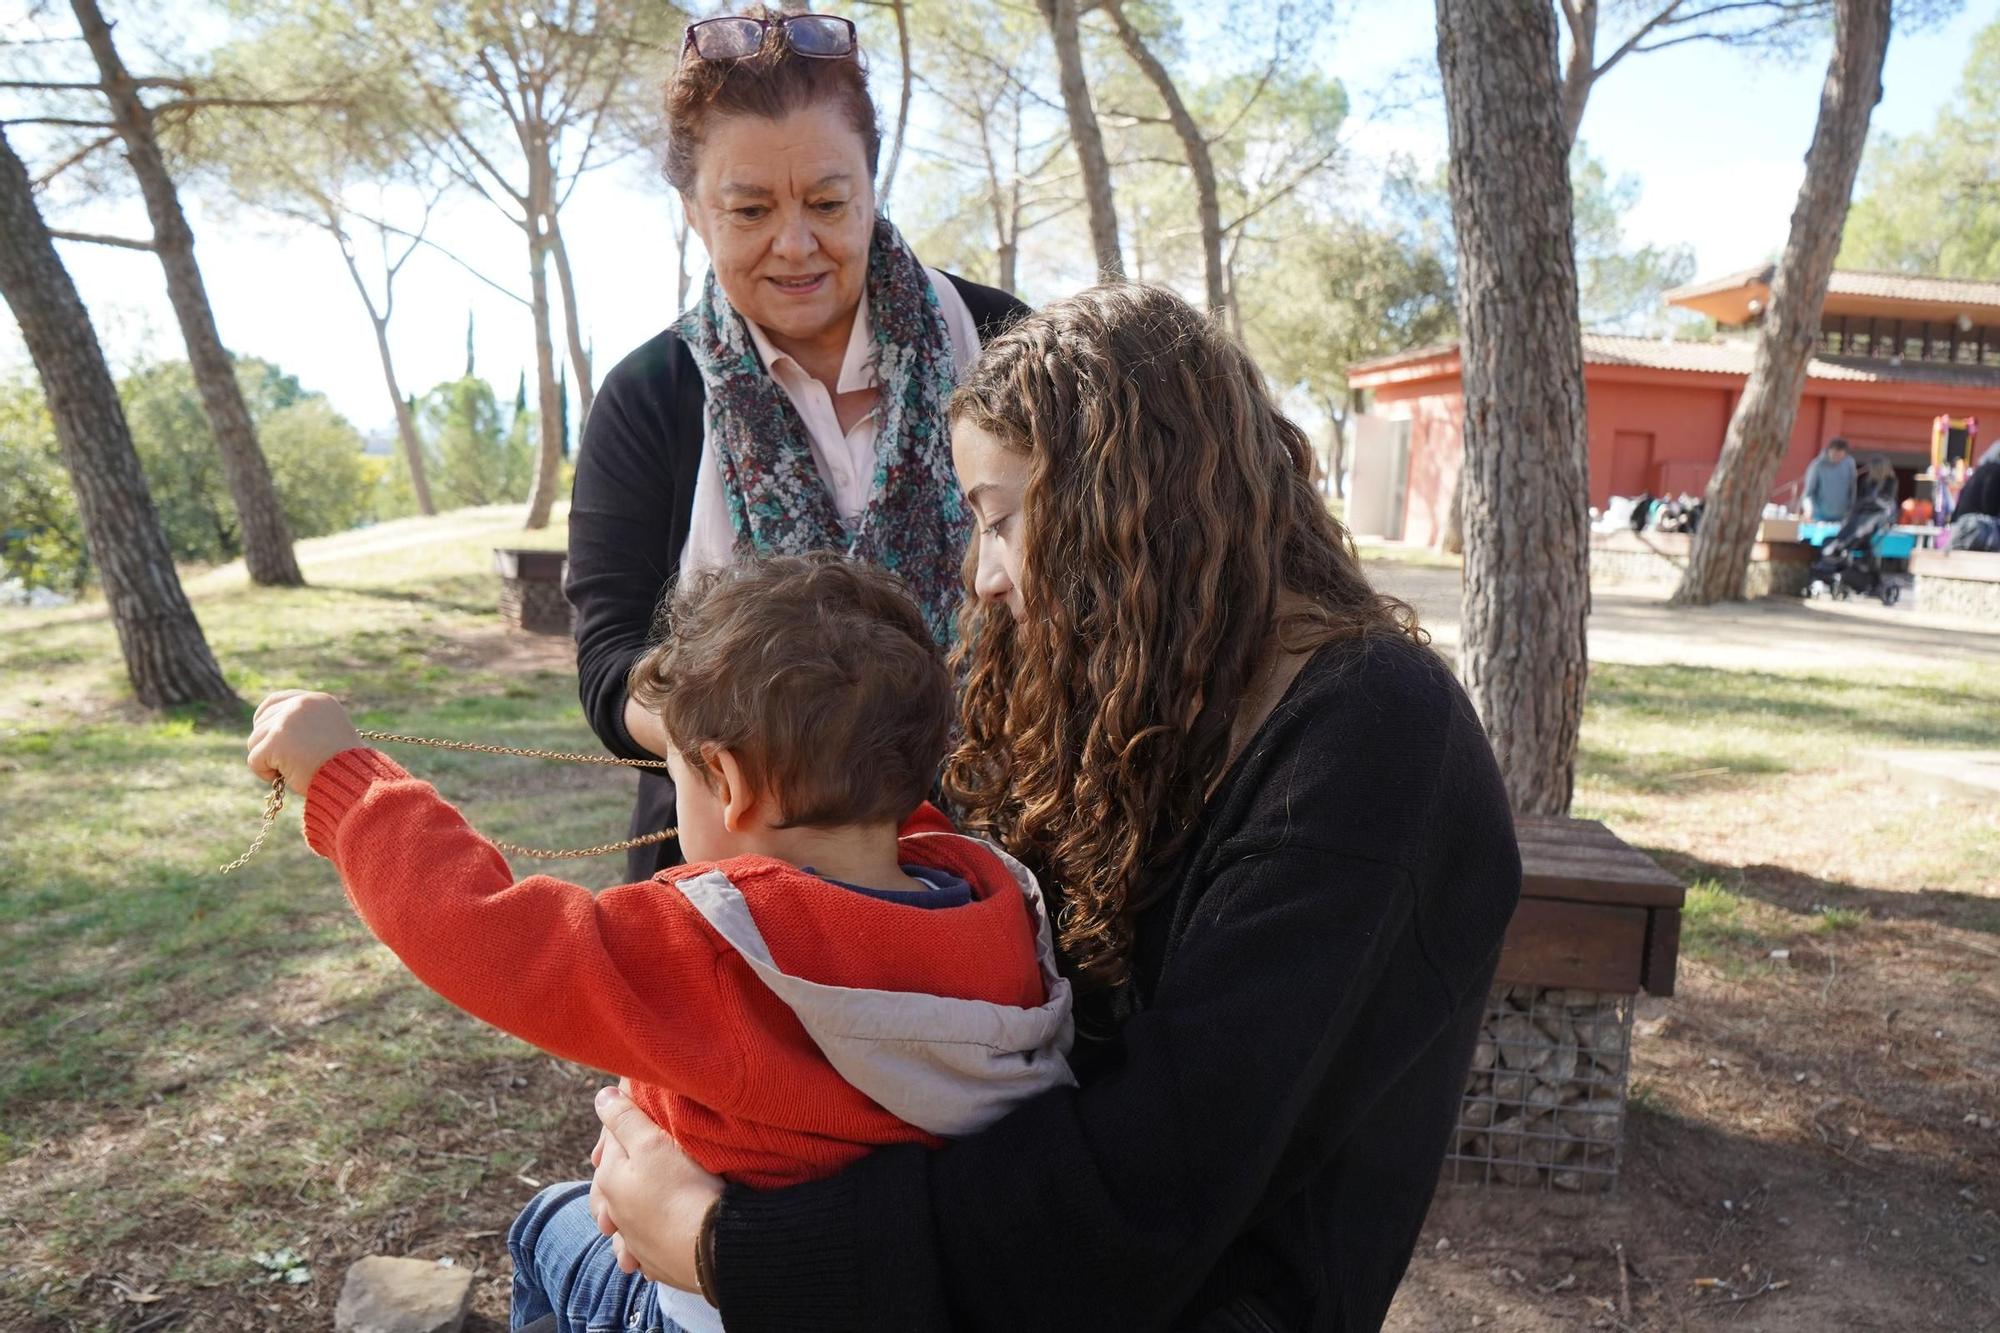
[708, 747, 760, 833]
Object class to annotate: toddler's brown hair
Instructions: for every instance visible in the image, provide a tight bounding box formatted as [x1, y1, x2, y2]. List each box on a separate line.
[629, 554, 952, 828]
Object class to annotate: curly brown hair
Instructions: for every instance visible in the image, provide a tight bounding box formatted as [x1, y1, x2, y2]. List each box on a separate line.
[628, 554, 952, 828]
[944, 283, 1423, 992]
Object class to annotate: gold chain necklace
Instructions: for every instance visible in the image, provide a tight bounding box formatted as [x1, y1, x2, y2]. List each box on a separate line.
[220, 731, 678, 874]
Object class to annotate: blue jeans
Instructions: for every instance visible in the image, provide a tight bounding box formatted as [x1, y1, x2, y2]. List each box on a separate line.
[508, 1180, 682, 1333]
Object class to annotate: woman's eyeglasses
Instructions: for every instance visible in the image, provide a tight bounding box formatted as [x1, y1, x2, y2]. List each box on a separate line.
[681, 14, 858, 64]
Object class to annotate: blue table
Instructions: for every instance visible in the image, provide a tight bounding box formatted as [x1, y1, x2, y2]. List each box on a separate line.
[1797, 521, 1922, 559]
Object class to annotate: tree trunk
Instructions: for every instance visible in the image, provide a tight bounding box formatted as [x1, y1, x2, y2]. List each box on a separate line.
[1436, 0, 1591, 817]
[73, 0, 302, 588]
[979, 99, 1020, 294]
[546, 208, 595, 429]
[1223, 234, 1247, 342]
[333, 232, 435, 515]
[1559, 0, 1597, 148]
[672, 206, 692, 313]
[372, 312, 434, 515]
[1319, 394, 1349, 500]
[1104, 0, 1224, 313]
[1439, 465, 1466, 555]
[1672, 0, 1890, 605]
[998, 111, 1021, 294]
[877, 0, 913, 207]
[0, 124, 235, 709]
[522, 156, 565, 530]
[1038, 0, 1124, 280]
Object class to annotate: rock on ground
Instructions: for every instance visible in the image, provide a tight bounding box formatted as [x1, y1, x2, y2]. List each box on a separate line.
[335, 1255, 475, 1333]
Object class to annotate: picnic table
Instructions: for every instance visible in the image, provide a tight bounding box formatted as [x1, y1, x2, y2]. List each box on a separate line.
[1796, 520, 1928, 558]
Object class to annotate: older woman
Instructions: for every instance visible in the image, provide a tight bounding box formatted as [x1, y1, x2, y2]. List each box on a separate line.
[568, 8, 1025, 880]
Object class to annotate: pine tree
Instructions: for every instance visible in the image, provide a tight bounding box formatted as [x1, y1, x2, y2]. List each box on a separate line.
[0, 122, 235, 707]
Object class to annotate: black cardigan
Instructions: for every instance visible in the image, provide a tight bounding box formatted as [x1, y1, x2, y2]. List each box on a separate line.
[708, 634, 1522, 1332]
[565, 273, 1028, 881]
[1958, 459, 2000, 519]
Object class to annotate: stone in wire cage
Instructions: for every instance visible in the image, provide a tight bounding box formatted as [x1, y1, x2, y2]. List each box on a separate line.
[1444, 985, 1633, 1191]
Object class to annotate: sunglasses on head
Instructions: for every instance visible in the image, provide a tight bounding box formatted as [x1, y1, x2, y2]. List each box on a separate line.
[681, 14, 858, 64]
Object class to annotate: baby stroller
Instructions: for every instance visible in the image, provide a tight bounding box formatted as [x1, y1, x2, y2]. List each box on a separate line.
[1806, 488, 1901, 604]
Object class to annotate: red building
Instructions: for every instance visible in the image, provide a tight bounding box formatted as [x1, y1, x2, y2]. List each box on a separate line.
[1345, 268, 2000, 545]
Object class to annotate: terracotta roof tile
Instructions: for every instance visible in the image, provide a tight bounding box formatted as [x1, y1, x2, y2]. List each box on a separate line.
[1663, 266, 2000, 311]
[1659, 266, 1774, 304]
[1581, 332, 2000, 388]
[1350, 334, 2000, 389]
[1828, 270, 2000, 309]
[1580, 334, 1749, 374]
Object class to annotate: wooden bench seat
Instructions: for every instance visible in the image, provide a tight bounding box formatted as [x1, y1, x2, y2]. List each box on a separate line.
[1497, 816, 1685, 997]
[1911, 548, 2000, 583]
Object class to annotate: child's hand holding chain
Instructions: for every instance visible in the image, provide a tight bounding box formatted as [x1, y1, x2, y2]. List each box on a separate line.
[246, 690, 364, 794]
[226, 694, 679, 873]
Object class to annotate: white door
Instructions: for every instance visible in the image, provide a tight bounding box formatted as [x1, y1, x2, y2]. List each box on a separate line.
[1348, 415, 1412, 540]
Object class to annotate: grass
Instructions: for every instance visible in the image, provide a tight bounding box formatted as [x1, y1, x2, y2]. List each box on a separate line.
[0, 506, 624, 1330]
[1573, 658, 2000, 899]
[1570, 654, 1999, 980]
[2, 512, 1998, 1329]
[1809, 905, 1870, 934]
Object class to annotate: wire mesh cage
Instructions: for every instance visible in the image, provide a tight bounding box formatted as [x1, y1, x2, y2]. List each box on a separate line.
[1443, 985, 1634, 1191]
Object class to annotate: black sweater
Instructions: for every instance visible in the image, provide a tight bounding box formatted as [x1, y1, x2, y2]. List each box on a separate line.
[1958, 459, 2000, 520]
[565, 274, 1028, 880]
[709, 633, 1522, 1332]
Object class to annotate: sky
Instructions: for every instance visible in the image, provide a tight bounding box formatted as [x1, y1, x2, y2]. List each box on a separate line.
[2, 1, 1994, 440]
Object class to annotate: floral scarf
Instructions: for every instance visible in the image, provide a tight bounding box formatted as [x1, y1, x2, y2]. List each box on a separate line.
[676, 216, 968, 648]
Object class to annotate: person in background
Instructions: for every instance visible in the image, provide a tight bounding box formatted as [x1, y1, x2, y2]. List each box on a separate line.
[1802, 437, 1856, 523]
[1824, 454, 1898, 560]
[1947, 442, 2000, 551]
[1954, 440, 2000, 520]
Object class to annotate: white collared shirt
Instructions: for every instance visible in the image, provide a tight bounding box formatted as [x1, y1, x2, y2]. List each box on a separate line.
[679, 268, 981, 580]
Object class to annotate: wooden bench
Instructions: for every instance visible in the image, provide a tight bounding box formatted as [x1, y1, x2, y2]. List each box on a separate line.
[1445, 816, 1684, 1190]
[1587, 529, 1814, 599]
[1499, 815, 1686, 997]
[493, 547, 573, 635]
[1910, 547, 2000, 619]
[1911, 548, 2000, 581]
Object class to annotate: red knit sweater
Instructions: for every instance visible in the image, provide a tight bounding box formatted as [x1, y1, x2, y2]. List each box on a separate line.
[304, 748, 1047, 1188]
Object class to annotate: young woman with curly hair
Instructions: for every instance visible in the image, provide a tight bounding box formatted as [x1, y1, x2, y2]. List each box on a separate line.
[580, 284, 1521, 1333]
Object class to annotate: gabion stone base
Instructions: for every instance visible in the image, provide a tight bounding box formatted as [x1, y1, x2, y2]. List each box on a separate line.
[499, 577, 574, 635]
[1917, 573, 2000, 619]
[1444, 985, 1633, 1191]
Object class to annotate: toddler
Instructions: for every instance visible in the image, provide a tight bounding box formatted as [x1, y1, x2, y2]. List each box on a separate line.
[246, 554, 1072, 1333]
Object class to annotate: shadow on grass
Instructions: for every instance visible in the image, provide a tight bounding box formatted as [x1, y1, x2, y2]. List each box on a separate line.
[1648, 847, 2000, 938]
[1588, 662, 1999, 753]
[0, 870, 364, 1114]
[1579, 743, 1789, 797]
[310, 578, 501, 617]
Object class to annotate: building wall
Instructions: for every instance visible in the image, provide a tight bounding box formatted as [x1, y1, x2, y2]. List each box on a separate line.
[1581, 379, 1735, 502]
[1365, 369, 1995, 543]
[1369, 383, 1462, 547]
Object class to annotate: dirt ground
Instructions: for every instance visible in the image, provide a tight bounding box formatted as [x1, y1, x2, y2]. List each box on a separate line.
[5, 544, 1995, 1331]
[1378, 563, 2000, 1332]
[1391, 958, 2000, 1332]
[1368, 561, 2000, 674]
